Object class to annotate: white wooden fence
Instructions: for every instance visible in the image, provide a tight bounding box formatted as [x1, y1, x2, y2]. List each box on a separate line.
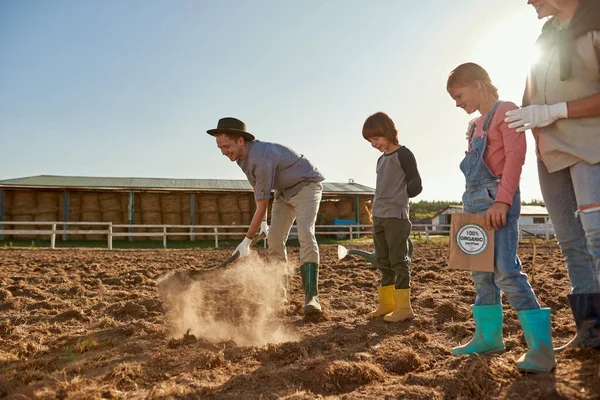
[0, 220, 554, 250]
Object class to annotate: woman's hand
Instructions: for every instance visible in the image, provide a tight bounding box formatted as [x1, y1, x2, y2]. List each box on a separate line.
[485, 202, 510, 230]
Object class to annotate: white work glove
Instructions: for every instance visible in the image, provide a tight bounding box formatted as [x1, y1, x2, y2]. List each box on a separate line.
[234, 236, 252, 257]
[504, 103, 568, 132]
[259, 220, 269, 236]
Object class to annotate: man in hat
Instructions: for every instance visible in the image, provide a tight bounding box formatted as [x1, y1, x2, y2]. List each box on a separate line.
[207, 117, 325, 316]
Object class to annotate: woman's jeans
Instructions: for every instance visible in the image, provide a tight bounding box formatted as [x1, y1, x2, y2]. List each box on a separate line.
[538, 159, 600, 294]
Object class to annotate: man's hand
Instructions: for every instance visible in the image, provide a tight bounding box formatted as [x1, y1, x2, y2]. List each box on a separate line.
[259, 220, 269, 236]
[234, 236, 253, 257]
[504, 103, 568, 132]
[485, 202, 510, 230]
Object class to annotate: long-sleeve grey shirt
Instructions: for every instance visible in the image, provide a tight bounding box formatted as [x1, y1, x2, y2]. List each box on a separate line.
[372, 146, 422, 219]
[237, 140, 325, 201]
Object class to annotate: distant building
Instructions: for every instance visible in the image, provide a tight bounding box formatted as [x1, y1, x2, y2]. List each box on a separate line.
[0, 175, 374, 241]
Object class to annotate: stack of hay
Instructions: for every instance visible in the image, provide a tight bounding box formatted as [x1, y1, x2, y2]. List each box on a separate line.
[198, 194, 220, 239]
[317, 200, 338, 225]
[81, 193, 103, 240]
[99, 193, 125, 240]
[34, 191, 59, 239]
[238, 194, 252, 226]
[11, 190, 37, 239]
[336, 198, 355, 221]
[141, 193, 162, 240]
[60, 192, 83, 240]
[2, 191, 13, 238]
[219, 194, 242, 239]
[161, 193, 186, 240]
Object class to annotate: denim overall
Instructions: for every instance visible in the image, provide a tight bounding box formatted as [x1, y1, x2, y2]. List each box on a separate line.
[460, 102, 540, 311]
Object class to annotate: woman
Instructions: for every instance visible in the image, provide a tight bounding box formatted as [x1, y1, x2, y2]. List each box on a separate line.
[505, 0, 600, 351]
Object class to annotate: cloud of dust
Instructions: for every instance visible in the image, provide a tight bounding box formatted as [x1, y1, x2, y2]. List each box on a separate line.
[156, 253, 299, 346]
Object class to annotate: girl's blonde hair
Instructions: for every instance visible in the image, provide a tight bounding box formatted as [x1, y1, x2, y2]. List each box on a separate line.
[447, 62, 499, 99]
[362, 112, 399, 145]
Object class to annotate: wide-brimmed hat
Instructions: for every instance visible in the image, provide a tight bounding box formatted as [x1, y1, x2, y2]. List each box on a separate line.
[206, 117, 255, 141]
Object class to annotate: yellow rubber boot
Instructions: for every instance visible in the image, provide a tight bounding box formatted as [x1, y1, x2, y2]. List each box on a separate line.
[384, 289, 415, 322]
[367, 285, 395, 319]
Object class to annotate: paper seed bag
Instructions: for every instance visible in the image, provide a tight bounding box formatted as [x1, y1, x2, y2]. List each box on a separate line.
[448, 213, 494, 272]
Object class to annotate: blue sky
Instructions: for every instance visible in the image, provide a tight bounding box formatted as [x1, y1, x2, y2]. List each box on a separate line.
[0, 1, 545, 201]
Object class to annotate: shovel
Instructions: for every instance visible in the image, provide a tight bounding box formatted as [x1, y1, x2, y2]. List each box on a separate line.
[154, 232, 267, 285]
[217, 232, 267, 269]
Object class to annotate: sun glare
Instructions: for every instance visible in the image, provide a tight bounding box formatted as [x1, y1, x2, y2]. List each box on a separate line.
[469, 10, 545, 102]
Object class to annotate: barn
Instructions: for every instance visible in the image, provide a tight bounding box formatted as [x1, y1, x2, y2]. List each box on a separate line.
[0, 175, 374, 241]
[430, 204, 554, 237]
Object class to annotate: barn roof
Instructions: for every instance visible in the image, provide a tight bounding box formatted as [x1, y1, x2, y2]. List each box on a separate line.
[0, 175, 374, 196]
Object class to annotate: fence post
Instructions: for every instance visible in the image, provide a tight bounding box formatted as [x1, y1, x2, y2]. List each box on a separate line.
[51, 223, 56, 249]
[190, 193, 196, 241]
[214, 227, 219, 248]
[163, 226, 167, 249]
[108, 223, 113, 251]
[425, 226, 430, 244]
[349, 226, 353, 245]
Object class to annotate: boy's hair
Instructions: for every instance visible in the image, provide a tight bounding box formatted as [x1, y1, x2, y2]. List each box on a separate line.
[447, 62, 499, 98]
[362, 112, 399, 145]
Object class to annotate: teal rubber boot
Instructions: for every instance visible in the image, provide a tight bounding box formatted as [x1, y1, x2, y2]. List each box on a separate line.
[452, 304, 505, 355]
[517, 308, 556, 373]
[300, 263, 322, 315]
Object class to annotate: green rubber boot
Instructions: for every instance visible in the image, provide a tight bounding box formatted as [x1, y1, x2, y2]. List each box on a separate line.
[300, 262, 322, 315]
[452, 304, 505, 355]
[517, 308, 556, 373]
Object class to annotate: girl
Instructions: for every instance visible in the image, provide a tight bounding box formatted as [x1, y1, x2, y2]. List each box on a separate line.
[447, 62, 555, 372]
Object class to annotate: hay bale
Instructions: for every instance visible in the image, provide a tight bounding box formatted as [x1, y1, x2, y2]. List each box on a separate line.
[81, 211, 103, 240]
[99, 193, 122, 212]
[4, 191, 13, 211]
[34, 212, 57, 238]
[64, 198, 83, 240]
[161, 194, 182, 213]
[141, 193, 160, 212]
[142, 210, 162, 240]
[164, 212, 186, 240]
[241, 212, 251, 225]
[221, 212, 243, 239]
[337, 198, 354, 216]
[12, 213, 35, 239]
[317, 201, 337, 224]
[102, 210, 126, 240]
[200, 212, 220, 225]
[238, 195, 251, 213]
[218, 195, 239, 213]
[81, 193, 101, 212]
[181, 193, 192, 214]
[198, 194, 218, 213]
[1, 213, 12, 239]
[12, 191, 36, 214]
[35, 192, 59, 214]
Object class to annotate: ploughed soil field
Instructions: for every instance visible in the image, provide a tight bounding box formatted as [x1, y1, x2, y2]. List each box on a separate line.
[1, 242, 599, 399]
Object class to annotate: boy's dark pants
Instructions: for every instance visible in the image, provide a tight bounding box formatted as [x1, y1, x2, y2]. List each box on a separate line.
[373, 216, 412, 289]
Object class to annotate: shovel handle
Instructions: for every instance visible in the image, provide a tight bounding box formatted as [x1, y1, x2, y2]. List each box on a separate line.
[218, 232, 267, 269]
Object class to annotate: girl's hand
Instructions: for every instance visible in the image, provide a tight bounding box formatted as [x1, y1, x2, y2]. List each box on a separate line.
[485, 202, 510, 230]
